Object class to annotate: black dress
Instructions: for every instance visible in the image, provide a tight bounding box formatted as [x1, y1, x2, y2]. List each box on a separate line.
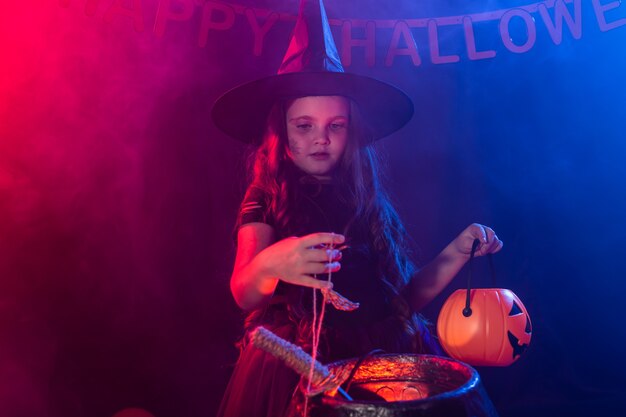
[217, 178, 440, 417]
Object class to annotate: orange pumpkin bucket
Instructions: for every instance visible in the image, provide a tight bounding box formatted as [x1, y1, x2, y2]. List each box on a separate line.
[437, 240, 532, 367]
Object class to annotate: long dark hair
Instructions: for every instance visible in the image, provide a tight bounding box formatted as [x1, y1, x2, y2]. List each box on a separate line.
[242, 97, 438, 354]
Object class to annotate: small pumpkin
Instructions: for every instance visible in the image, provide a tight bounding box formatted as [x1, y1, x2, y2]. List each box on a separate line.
[437, 288, 532, 367]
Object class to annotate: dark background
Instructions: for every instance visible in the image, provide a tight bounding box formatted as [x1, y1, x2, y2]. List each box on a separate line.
[1, 1, 625, 416]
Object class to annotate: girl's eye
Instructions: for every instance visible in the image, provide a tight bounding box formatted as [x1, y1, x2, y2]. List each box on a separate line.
[297, 123, 312, 130]
[330, 123, 346, 131]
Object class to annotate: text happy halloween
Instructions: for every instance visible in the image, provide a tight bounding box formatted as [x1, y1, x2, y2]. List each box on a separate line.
[59, 0, 626, 66]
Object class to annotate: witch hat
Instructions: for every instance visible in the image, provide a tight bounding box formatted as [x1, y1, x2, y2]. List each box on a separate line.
[211, 0, 413, 144]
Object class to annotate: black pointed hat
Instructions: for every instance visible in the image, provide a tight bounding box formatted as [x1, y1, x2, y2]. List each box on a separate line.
[211, 0, 413, 144]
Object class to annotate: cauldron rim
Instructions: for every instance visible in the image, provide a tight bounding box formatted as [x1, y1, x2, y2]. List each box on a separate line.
[320, 353, 481, 408]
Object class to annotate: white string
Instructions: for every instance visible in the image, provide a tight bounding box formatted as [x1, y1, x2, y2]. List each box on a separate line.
[304, 285, 316, 414]
[304, 235, 335, 415]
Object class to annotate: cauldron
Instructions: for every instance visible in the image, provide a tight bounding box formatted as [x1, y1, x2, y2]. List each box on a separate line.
[290, 354, 498, 417]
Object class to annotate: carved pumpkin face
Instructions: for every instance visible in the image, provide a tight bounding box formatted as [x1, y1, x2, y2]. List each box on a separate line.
[437, 289, 532, 367]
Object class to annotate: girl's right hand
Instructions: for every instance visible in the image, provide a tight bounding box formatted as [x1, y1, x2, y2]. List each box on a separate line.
[256, 232, 345, 289]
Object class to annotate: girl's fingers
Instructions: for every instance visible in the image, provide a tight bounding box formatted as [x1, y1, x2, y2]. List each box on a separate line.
[484, 227, 496, 244]
[467, 224, 502, 255]
[489, 237, 503, 253]
[306, 261, 341, 275]
[470, 223, 488, 243]
[300, 232, 345, 249]
[295, 275, 333, 289]
[475, 224, 494, 243]
[284, 260, 341, 288]
[304, 248, 342, 262]
[324, 261, 341, 272]
[478, 234, 503, 255]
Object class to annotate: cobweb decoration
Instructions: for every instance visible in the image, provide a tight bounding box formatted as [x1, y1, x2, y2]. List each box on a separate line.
[322, 287, 360, 311]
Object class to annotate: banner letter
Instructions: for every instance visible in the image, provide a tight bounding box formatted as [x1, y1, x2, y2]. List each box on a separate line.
[500, 9, 537, 53]
[538, 0, 582, 45]
[385, 21, 421, 67]
[428, 20, 460, 64]
[245, 9, 279, 56]
[103, 0, 145, 32]
[154, 0, 194, 38]
[341, 20, 376, 67]
[592, 0, 626, 31]
[198, 1, 236, 48]
[463, 16, 496, 60]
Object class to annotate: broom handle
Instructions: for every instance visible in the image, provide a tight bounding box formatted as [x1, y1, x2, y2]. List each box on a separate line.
[250, 326, 352, 400]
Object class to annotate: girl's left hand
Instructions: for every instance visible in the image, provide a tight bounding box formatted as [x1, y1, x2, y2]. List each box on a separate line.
[452, 223, 503, 258]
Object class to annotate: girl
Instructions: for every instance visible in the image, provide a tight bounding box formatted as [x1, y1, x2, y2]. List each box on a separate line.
[212, 1, 502, 416]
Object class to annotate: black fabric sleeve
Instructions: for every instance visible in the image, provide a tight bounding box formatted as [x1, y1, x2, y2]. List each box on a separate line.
[236, 186, 275, 228]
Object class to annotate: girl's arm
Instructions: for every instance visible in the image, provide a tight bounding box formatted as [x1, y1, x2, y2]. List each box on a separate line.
[407, 223, 503, 311]
[230, 223, 278, 310]
[230, 224, 345, 311]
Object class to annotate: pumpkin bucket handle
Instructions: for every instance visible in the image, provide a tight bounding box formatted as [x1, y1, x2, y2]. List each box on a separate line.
[463, 239, 497, 317]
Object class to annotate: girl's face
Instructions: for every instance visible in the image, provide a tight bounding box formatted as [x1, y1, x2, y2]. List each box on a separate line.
[285, 96, 350, 179]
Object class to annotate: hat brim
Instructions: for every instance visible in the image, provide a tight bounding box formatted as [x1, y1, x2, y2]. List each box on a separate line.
[211, 72, 414, 144]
